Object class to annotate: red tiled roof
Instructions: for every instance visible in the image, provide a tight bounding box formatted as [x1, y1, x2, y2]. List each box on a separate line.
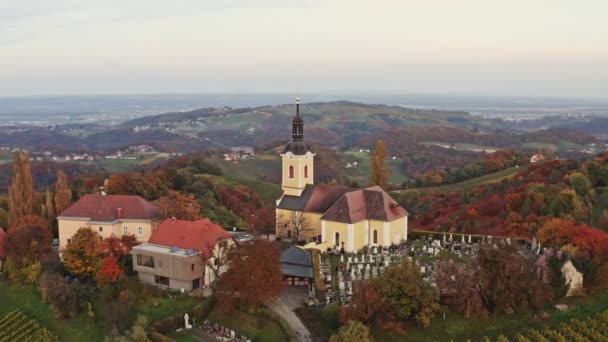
[303, 185, 355, 213]
[0, 229, 7, 259]
[58, 194, 161, 222]
[148, 218, 231, 259]
[320, 186, 408, 224]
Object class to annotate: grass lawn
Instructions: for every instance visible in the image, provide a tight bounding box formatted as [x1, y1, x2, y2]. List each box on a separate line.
[0, 279, 105, 342]
[138, 293, 201, 322]
[206, 306, 288, 342]
[375, 290, 608, 341]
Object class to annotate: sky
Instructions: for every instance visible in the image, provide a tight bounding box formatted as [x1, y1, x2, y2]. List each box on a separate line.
[1, 0, 607, 97]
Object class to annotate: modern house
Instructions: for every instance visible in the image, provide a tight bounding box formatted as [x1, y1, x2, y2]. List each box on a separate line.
[275, 98, 408, 252]
[132, 218, 233, 291]
[57, 194, 162, 249]
[280, 246, 313, 289]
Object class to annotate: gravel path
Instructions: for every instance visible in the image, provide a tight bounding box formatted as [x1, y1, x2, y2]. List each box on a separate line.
[267, 292, 313, 342]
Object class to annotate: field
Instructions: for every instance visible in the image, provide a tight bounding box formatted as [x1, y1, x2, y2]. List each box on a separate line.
[216, 154, 280, 181]
[413, 166, 525, 194]
[421, 141, 498, 153]
[96, 153, 165, 173]
[342, 151, 407, 185]
[0, 279, 105, 341]
[0, 310, 58, 342]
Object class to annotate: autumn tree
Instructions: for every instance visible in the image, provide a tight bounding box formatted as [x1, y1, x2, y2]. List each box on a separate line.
[10, 215, 51, 234]
[339, 281, 391, 328]
[156, 190, 201, 220]
[5, 219, 52, 282]
[216, 239, 283, 311]
[329, 321, 374, 342]
[96, 255, 124, 288]
[436, 260, 487, 319]
[249, 207, 276, 239]
[54, 170, 72, 216]
[41, 189, 56, 234]
[8, 151, 35, 224]
[476, 246, 554, 314]
[369, 139, 388, 189]
[63, 228, 101, 277]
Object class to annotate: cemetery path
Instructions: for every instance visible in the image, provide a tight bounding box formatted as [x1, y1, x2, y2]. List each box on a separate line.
[267, 292, 312, 342]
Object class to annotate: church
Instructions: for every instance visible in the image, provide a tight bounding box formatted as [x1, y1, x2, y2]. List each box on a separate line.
[275, 99, 408, 253]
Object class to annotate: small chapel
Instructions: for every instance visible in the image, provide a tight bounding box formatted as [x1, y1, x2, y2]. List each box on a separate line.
[275, 98, 408, 252]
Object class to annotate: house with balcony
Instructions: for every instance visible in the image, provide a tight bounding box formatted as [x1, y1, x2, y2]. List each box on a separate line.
[132, 218, 233, 291]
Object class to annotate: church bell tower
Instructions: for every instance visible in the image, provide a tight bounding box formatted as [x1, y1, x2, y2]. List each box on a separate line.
[280, 97, 314, 197]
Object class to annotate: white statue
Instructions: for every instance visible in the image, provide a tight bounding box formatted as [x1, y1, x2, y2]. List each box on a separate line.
[561, 260, 584, 297]
[184, 313, 192, 330]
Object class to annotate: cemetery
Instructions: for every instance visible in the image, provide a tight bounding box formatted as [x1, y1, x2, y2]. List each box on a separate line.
[319, 231, 544, 305]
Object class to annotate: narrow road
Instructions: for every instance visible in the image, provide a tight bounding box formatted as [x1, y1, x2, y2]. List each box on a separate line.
[267, 296, 312, 342]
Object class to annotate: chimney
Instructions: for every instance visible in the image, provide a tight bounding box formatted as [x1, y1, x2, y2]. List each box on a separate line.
[116, 208, 122, 218]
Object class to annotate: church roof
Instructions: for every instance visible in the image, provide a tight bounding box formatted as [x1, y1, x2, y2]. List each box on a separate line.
[277, 184, 408, 223]
[277, 184, 356, 213]
[320, 186, 408, 224]
[284, 140, 313, 155]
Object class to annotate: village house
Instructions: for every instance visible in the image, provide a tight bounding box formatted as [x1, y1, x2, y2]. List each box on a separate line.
[132, 218, 233, 291]
[275, 99, 408, 252]
[57, 194, 162, 249]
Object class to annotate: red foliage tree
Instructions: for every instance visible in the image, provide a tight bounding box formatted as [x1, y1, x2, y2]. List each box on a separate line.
[96, 255, 124, 287]
[249, 207, 276, 238]
[216, 239, 283, 311]
[156, 190, 201, 220]
[7, 220, 52, 265]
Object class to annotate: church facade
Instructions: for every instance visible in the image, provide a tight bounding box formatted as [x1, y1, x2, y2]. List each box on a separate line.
[275, 99, 408, 252]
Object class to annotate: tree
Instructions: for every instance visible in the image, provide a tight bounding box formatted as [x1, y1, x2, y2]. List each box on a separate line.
[286, 211, 315, 242]
[42, 189, 56, 233]
[250, 207, 276, 239]
[569, 172, 593, 199]
[369, 140, 388, 189]
[8, 152, 35, 224]
[373, 260, 440, 328]
[329, 321, 374, 342]
[96, 255, 124, 288]
[476, 246, 554, 314]
[216, 239, 283, 311]
[54, 170, 72, 216]
[436, 260, 487, 319]
[156, 190, 201, 220]
[339, 281, 391, 328]
[63, 228, 101, 277]
[7, 218, 52, 267]
[39, 272, 92, 319]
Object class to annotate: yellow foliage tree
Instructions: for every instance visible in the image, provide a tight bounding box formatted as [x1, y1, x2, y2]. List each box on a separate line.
[63, 228, 101, 277]
[369, 139, 389, 190]
[8, 152, 35, 225]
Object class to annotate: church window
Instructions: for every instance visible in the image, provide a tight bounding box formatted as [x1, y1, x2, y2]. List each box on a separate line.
[304, 165, 308, 178]
[289, 165, 294, 178]
[373, 229, 378, 244]
[335, 232, 340, 246]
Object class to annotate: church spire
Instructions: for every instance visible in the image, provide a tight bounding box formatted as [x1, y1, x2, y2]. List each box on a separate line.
[292, 97, 304, 141]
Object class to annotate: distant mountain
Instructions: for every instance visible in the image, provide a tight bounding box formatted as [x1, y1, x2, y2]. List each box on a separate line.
[0, 101, 604, 156]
